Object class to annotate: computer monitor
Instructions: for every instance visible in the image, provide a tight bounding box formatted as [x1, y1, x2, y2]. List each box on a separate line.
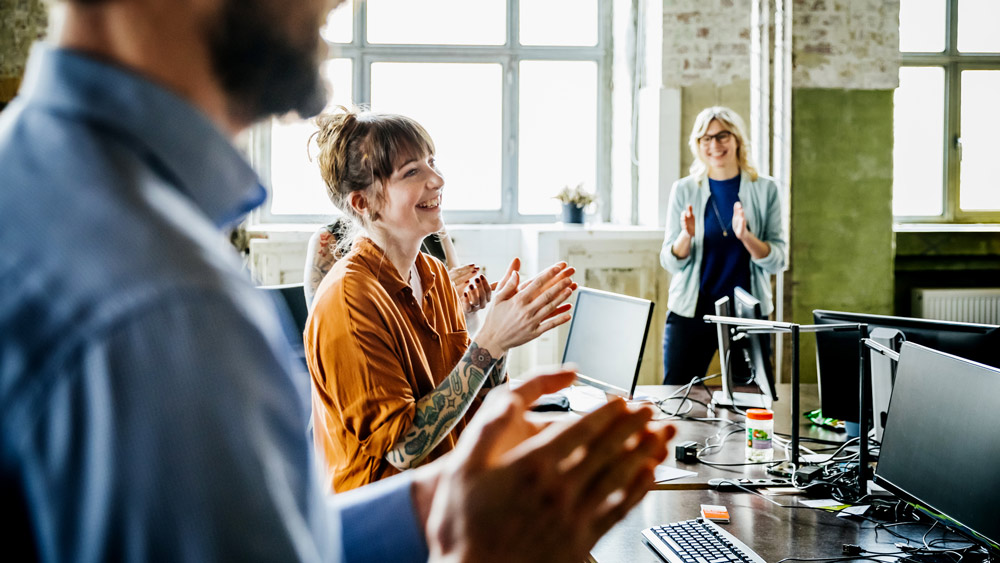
[874, 342, 1000, 550]
[812, 309, 1000, 422]
[561, 287, 655, 399]
[732, 287, 778, 403]
[712, 295, 769, 409]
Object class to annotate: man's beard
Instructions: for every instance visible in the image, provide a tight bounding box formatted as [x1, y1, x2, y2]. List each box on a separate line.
[207, 0, 326, 123]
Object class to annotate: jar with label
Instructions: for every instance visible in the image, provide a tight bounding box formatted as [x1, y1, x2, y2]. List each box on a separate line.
[745, 408, 774, 462]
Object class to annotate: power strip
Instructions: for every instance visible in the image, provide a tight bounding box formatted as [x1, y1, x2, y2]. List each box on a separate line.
[708, 477, 791, 490]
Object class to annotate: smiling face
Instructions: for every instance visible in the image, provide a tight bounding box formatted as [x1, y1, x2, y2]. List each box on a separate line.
[697, 119, 739, 176]
[377, 151, 446, 244]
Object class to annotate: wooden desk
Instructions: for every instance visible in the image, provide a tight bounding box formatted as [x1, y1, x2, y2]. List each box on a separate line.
[637, 383, 847, 490]
[588, 383, 880, 562]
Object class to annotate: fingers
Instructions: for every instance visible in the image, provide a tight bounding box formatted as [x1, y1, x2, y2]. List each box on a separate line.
[528, 398, 631, 461]
[492, 269, 519, 303]
[590, 463, 658, 539]
[733, 201, 743, 213]
[520, 262, 575, 302]
[497, 258, 521, 290]
[564, 405, 656, 488]
[577, 423, 669, 511]
[541, 302, 572, 321]
[450, 264, 479, 287]
[460, 392, 523, 472]
[536, 309, 573, 334]
[462, 274, 493, 312]
[526, 276, 575, 326]
[509, 368, 578, 404]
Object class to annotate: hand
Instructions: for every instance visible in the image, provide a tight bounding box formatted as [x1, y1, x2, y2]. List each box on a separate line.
[449, 264, 479, 288]
[682, 204, 696, 237]
[476, 261, 576, 354]
[732, 202, 747, 240]
[418, 367, 676, 563]
[460, 274, 493, 315]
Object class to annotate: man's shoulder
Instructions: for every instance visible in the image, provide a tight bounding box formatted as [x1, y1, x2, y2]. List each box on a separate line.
[0, 101, 253, 364]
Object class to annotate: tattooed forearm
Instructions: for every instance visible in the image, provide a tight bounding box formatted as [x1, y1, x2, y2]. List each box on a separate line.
[485, 354, 508, 389]
[385, 341, 497, 470]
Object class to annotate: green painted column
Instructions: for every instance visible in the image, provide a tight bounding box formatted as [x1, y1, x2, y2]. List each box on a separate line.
[789, 88, 895, 382]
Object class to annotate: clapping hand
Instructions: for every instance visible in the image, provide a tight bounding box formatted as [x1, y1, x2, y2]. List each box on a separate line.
[475, 260, 577, 354]
[732, 202, 747, 240]
[419, 367, 676, 563]
[460, 273, 494, 315]
[681, 204, 696, 237]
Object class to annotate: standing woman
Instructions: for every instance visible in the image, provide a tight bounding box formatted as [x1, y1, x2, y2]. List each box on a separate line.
[659, 107, 786, 385]
[307, 107, 576, 492]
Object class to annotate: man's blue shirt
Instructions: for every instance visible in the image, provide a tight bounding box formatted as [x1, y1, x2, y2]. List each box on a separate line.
[0, 45, 426, 562]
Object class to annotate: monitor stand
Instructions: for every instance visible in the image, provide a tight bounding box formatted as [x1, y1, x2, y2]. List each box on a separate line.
[711, 390, 770, 410]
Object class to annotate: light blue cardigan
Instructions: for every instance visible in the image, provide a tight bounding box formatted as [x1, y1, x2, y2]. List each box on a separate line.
[659, 171, 786, 318]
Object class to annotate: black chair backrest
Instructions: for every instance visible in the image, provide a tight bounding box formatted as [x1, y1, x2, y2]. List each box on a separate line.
[259, 283, 309, 365]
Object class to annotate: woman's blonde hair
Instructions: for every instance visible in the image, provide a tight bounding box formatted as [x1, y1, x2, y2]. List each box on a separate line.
[688, 106, 758, 181]
[311, 106, 435, 253]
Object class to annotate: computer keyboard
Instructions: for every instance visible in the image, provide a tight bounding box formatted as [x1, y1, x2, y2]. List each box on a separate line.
[641, 518, 766, 563]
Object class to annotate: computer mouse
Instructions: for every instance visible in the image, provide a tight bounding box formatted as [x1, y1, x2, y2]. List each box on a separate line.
[529, 395, 571, 412]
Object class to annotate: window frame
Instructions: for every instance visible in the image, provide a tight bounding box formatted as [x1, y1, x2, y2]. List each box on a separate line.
[897, 1, 1000, 224]
[250, 0, 614, 226]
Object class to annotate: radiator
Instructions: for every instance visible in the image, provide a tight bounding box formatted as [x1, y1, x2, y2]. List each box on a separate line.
[911, 288, 1000, 325]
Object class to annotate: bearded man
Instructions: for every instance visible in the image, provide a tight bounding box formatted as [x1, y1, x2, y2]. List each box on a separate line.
[0, 1, 673, 561]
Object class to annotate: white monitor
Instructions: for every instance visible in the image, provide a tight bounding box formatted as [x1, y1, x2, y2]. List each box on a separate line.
[561, 287, 655, 399]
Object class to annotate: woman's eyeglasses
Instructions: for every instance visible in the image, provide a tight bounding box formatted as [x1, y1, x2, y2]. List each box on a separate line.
[698, 130, 733, 145]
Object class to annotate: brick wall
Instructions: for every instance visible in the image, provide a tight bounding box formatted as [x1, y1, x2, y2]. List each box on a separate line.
[662, 0, 753, 87]
[792, 0, 899, 89]
[661, 0, 899, 90]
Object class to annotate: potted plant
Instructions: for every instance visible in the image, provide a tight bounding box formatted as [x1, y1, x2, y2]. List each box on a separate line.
[554, 183, 595, 224]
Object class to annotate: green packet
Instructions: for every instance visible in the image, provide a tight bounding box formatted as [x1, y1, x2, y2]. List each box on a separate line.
[804, 409, 845, 431]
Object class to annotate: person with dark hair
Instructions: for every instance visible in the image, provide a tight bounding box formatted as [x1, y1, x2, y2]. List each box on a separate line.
[0, 0, 675, 561]
[659, 106, 786, 385]
[307, 107, 576, 491]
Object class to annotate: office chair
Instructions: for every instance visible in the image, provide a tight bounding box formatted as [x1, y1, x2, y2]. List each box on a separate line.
[259, 282, 310, 367]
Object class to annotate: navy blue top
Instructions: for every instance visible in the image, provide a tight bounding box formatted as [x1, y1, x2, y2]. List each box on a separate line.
[697, 175, 752, 315]
[0, 45, 427, 562]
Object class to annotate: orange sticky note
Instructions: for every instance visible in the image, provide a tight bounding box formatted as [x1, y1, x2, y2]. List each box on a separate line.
[700, 504, 730, 523]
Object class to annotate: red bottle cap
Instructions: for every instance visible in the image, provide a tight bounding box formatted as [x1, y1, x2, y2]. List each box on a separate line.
[746, 408, 773, 420]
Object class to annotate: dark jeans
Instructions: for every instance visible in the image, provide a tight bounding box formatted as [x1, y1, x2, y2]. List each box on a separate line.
[661, 311, 773, 386]
[661, 312, 719, 385]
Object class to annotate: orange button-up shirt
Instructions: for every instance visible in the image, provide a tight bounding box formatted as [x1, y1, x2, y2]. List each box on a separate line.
[305, 237, 470, 492]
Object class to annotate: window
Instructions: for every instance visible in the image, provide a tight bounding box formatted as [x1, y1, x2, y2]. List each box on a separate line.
[895, 0, 1000, 222]
[252, 0, 611, 225]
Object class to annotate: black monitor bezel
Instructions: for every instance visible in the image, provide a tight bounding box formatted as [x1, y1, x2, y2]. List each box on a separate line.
[812, 309, 999, 422]
[873, 341, 1000, 551]
[732, 287, 778, 402]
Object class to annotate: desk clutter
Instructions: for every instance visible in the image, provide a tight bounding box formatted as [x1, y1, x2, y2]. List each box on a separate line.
[625, 339, 1000, 563]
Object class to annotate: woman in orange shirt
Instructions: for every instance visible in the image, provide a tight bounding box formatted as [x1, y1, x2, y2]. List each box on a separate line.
[306, 107, 576, 491]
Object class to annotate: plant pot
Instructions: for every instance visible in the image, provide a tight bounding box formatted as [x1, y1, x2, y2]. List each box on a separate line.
[561, 203, 585, 224]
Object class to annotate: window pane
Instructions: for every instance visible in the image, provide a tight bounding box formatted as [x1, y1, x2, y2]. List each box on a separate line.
[893, 67, 944, 216]
[367, 0, 505, 45]
[520, 0, 598, 46]
[269, 59, 353, 216]
[518, 61, 598, 216]
[960, 70, 1000, 211]
[321, 0, 352, 44]
[371, 63, 503, 211]
[958, 0, 1000, 52]
[899, 0, 945, 53]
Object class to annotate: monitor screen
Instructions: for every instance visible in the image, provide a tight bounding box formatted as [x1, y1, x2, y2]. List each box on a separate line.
[874, 342, 1000, 548]
[561, 287, 655, 399]
[812, 310, 1000, 422]
[733, 287, 778, 402]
